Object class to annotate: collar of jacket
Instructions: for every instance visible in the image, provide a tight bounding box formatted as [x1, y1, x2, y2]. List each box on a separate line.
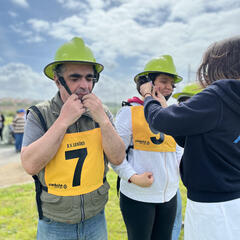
[51, 92, 93, 119]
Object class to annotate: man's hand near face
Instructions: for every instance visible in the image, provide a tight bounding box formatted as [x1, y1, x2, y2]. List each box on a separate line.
[81, 92, 125, 166]
[82, 93, 109, 126]
[59, 94, 86, 127]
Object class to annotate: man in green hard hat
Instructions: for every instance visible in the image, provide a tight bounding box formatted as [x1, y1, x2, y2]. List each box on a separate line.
[21, 37, 125, 240]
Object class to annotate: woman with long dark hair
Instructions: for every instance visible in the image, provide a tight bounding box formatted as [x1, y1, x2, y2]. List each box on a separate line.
[141, 36, 240, 240]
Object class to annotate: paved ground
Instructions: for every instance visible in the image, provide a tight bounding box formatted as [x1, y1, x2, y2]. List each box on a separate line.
[0, 144, 32, 188]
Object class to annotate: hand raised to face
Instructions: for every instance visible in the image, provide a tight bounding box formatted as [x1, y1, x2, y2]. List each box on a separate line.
[140, 81, 153, 97]
[81, 93, 109, 126]
[152, 86, 168, 108]
[59, 94, 86, 128]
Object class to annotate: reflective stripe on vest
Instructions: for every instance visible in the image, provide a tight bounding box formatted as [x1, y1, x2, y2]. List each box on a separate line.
[45, 128, 104, 196]
[131, 105, 176, 152]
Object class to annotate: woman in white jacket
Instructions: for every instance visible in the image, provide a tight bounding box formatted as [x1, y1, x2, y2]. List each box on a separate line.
[112, 55, 182, 240]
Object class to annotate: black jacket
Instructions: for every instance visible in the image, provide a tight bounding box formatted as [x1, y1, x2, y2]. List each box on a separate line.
[144, 79, 240, 202]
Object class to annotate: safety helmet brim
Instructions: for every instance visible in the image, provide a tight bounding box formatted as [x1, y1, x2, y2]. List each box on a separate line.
[44, 60, 104, 80]
[172, 92, 194, 100]
[134, 71, 182, 84]
[173, 82, 203, 99]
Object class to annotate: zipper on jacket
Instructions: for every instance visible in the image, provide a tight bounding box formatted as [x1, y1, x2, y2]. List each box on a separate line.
[76, 121, 85, 222]
[163, 152, 169, 202]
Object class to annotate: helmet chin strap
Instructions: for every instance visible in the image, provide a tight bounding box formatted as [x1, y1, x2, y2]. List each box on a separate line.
[164, 93, 172, 101]
[58, 76, 96, 96]
[58, 76, 72, 95]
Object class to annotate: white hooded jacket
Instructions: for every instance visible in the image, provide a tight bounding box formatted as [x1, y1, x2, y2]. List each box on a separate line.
[111, 101, 182, 203]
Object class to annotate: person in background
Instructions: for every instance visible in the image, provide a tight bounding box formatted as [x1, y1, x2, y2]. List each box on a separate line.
[172, 82, 203, 105]
[171, 82, 203, 240]
[112, 55, 182, 240]
[141, 36, 240, 240]
[21, 37, 125, 240]
[12, 109, 25, 152]
[0, 112, 5, 142]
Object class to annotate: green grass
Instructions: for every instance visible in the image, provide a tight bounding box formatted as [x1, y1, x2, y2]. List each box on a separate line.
[0, 169, 186, 239]
[0, 184, 37, 240]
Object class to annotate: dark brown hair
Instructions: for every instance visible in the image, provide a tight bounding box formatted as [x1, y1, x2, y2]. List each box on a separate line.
[197, 36, 240, 87]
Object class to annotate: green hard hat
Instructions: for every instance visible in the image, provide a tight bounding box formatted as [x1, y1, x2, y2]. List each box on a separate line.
[172, 82, 203, 100]
[44, 37, 104, 80]
[134, 55, 182, 83]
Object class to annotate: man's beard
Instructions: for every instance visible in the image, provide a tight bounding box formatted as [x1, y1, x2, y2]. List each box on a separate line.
[75, 88, 90, 100]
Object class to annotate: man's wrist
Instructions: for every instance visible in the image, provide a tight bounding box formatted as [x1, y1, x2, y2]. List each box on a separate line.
[98, 117, 111, 128]
[55, 117, 69, 131]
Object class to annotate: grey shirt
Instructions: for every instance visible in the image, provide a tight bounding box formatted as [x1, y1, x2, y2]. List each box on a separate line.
[22, 112, 45, 147]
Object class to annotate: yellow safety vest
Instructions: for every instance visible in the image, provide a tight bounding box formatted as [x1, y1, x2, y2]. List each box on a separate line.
[45, 128, 104, 196]
[131, 106, 176, 152]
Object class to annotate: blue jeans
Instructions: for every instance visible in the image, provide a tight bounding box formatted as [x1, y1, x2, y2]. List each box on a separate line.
[172, 189, 182, 240]
[37, 210, 107, 240]
[14, 133, 23, 152]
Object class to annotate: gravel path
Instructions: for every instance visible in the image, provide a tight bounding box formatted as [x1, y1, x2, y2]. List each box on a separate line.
[0, 144, 32, 188]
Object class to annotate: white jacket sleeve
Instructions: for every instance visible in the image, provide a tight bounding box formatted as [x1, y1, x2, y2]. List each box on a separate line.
[110, 106, 137, 181]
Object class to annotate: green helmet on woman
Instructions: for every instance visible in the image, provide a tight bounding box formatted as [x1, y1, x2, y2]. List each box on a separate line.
[134, 55, 182, 84]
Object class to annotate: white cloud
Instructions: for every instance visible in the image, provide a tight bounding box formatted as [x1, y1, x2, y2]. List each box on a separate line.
[28, 19, 50, 32]
[8, 11, 18, 17]
[5, 0, 240, 102]
[56, 0, 122, 10]
[22, 0, 239, 75]
[93, 73, 137, 103]
[11, 24, 32, 37]
[0, 63, 135, 103]
[49, 16, 85, 40]
[0, 63, 56, 100]
[10, 24, 45, 43]
[25, 35, 45, 43]
[56, 0, 89, 10]
[11, 0, 29, 8]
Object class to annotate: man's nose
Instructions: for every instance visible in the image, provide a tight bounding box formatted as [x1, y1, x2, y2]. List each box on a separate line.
[78, 78, 89, 89]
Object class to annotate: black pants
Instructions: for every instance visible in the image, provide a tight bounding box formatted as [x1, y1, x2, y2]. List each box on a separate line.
[120, 192, 177, 240]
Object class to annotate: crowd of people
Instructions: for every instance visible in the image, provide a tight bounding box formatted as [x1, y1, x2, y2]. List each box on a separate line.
[11, 35, 239, 240]
[0, 109, 26, 153]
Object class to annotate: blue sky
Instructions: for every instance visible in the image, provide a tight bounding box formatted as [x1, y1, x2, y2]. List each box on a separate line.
[0, 0, 239, 103]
